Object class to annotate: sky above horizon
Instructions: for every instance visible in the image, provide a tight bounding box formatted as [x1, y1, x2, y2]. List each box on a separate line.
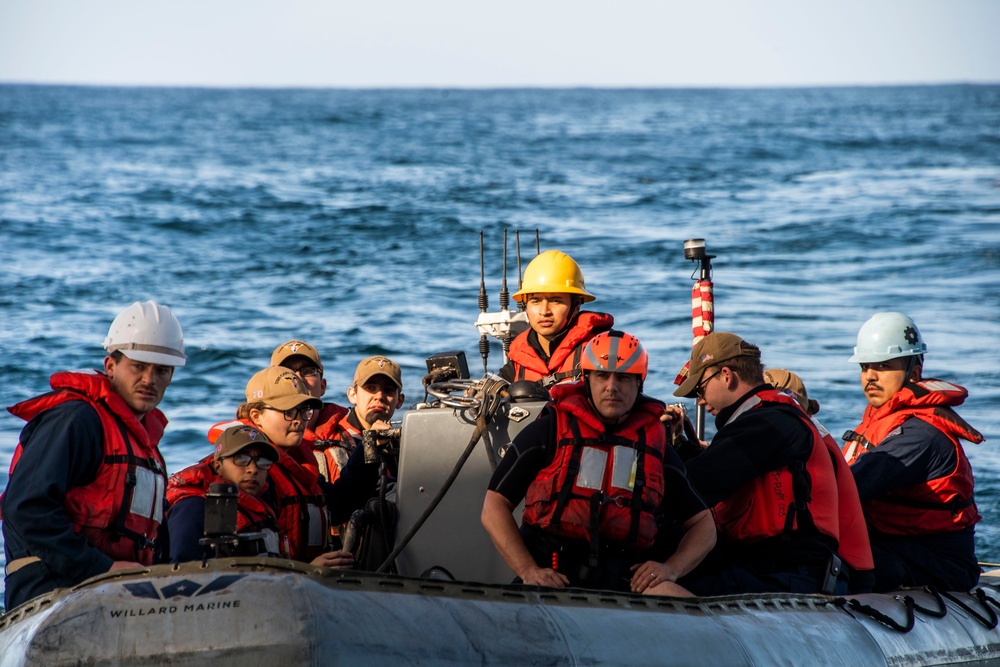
[1, 1, 998, 88]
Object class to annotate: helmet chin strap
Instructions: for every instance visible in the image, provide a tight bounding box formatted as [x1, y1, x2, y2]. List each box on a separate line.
[903, 355, 922, 384]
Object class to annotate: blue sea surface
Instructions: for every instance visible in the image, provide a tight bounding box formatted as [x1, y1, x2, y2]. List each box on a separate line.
[1, 85, 999, 594]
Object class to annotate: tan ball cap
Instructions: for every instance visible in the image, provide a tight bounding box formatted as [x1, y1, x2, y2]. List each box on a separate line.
[245, 367, 323, 410]
[353, 356, 403, 389]
[763, 368, 820, 415]
[270, 340, 324, 372]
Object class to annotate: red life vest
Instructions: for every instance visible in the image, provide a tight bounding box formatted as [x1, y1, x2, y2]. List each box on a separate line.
[508, 311, 614, 387]
[208, 420, 329, 561]
[809, 417, 874, 572]
[842, 379, 982, 536]
[303, 404, 358, 484]
[6, 370, 167, 564]
[712, 390, 841, 550]
[166, 460, 289, 557]
[522, 382, 667, 550]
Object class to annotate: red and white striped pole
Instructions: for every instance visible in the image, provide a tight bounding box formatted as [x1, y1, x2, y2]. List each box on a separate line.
[679, 239, 715, 440]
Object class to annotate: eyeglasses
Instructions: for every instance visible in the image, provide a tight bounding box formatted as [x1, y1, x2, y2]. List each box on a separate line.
[694, 370, 722, 398]
[227, 453, 274, 470]
[287, 365, 322, 379]
[264, 405, 316, 421]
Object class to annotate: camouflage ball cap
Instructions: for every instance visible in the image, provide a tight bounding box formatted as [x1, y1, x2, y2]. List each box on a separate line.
[245, 367, 323, 410]
[213, 424, 280, 462]
[270, 339, 324, 372]
[673, 332, 761, 398]
[353, 356, 403, 389]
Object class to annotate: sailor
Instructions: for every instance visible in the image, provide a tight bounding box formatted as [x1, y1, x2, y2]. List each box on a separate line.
[307, 355, 405, 484]
[498, 250, 614, 388]
[844, 312, 983, 592]
[209, 367, 377, 566]
[763, 368, 875, 593]
[1, 301, 185, 610]
[166, 424, 287, 562]
[482, 330, 716, 594]
[675, 332, 851, 595]
[269, 339, 350, 477]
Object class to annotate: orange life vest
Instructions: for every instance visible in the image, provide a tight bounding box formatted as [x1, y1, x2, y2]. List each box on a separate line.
[809, 417, 874, 572]
[522, 382, 667, 550]
[842, 379, 982, 536]
[303, 404, 358, 484]
[508, 311, 614, 387]
[712, 390, 841, 549]
[6, 370, 167, 564]
[208, 420, 329, 561]
[166, 459, 289, 557]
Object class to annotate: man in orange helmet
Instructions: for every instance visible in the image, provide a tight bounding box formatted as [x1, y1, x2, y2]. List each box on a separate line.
[498, 250, 614, 388]
[482, 330, 715, 594]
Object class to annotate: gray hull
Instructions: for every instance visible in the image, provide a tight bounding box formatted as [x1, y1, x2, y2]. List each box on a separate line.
[5, 396, 997, 664]
[2, 559, 1000, 666]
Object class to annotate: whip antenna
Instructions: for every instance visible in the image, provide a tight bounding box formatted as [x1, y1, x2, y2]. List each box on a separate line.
[474, 231, 529, 368]
[478, 231, 490, 374]
[515, 231, 525, 311]
[535, 229, 540, 255]
[501, 229, 513, 357]
[500, 228, 510, 312]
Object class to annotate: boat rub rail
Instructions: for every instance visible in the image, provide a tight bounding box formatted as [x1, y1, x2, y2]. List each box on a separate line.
[4, 560, 1000, 630]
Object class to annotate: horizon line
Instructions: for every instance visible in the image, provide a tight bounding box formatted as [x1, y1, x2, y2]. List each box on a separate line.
[3, 79, 1000, 91]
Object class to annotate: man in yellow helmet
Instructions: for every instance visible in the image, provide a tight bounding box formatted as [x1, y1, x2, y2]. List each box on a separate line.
[499, 250, 614, 388]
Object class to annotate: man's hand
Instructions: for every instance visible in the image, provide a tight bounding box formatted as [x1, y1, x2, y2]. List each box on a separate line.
[660, 404, 687, 441]
[520, 565, 570, 588]
[629, 560, 680, 593]
[310, 550, 355, 569]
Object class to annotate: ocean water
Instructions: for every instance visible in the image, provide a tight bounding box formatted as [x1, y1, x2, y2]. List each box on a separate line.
[1, 84, 999, 592]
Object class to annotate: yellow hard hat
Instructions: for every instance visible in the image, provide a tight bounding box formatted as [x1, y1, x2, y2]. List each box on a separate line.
[512, 250, 595, 303]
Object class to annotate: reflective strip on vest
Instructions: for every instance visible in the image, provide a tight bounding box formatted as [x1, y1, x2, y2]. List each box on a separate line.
[308, 505, 325, 547]
[263, 529, 281, 556]
[129, 467, 166, 524]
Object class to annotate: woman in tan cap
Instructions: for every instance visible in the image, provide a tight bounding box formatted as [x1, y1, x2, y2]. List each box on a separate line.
[167, 424, 284, 562]
[206, 367, 378, 566]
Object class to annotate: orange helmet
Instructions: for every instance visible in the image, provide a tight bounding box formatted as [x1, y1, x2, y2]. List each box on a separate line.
[580, 330, 648, 381]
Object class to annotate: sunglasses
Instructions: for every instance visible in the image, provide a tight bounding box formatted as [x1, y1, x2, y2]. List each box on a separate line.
[227, 453, 274, 469]
[694, 370, 722, 398]
[287, 365, 322, 379]
[264, 405, 315, 421]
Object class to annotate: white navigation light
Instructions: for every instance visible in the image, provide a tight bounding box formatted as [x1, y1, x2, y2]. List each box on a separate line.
[683, 238, 707, 261]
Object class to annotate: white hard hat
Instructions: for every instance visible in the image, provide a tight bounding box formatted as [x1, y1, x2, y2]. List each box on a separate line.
[848, 312, 926, 364]
[103, 301, 187, 367]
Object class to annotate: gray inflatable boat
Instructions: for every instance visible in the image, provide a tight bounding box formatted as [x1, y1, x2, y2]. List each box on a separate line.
[2, 386, 1000, 666]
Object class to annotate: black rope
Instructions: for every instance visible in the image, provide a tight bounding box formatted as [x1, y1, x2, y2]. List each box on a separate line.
[841, 596, 917, 633]
[940, 588, 999, 630]
[910, 587, 948, 619]
[831, 585, 1000, 634]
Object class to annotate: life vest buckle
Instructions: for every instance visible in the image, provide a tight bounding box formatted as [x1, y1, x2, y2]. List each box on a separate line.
[604, 494, 626, 508]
